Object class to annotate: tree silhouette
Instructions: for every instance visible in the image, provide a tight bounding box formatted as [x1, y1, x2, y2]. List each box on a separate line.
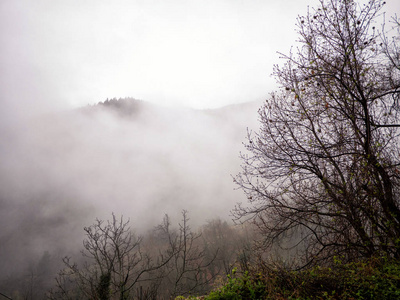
[49, 214, 173, 300]
[235, 0, 400, 267]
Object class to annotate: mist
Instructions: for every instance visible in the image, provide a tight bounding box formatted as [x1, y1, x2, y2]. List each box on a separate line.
[0, 98, 261, 279]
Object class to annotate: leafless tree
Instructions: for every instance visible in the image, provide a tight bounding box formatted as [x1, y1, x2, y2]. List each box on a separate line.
[234, 0, 400, 268]
[48, 214, 172, 300]
[154, 210, 217, 299]
[200, 219, 257, 276]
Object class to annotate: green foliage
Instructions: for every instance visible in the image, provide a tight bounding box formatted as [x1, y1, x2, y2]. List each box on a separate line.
[97, 272, 111, 300]
[269, 257, 400, 299]
[332, 257, 400, 300]
[206, 268, 266, 300]
[194, 258, 400, 300]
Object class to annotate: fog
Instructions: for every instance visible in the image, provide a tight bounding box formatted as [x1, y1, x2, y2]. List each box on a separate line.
[0, 99, 261, 278]
[3, 1, 398, 296]
[0, 0, 329, 115]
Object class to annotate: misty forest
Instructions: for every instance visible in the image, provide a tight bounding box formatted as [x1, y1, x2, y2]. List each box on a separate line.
[1, 0, 400, 299]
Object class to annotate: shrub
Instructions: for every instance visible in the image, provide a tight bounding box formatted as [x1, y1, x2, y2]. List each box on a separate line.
[199, 257, 400, 300]
[206, 269, 266, 300]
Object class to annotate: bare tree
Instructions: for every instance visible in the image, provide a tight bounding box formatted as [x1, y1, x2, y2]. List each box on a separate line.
[48, 214, 172, 300]
[235, 0, 400, 268]
[154, 210, 217, 299]
[201, 219, 236, 276]
[200, 219, 257, 276]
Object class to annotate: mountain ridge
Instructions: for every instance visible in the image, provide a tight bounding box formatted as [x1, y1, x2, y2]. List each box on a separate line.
[0, 96, 262, 278]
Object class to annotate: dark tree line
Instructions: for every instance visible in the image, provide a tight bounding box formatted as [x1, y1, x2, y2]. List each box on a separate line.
[44, 212, 255, 300]
[0, 213, 256, 300]
[235, 0, 400, 267]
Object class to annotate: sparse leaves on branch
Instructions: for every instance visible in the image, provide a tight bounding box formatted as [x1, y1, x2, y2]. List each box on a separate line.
[235, 0, 400, 267]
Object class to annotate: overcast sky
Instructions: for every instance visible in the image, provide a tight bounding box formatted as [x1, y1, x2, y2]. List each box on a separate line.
[1, 0, 399, 117]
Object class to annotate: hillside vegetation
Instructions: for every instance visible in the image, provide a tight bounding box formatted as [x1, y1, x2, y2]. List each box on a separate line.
[195, 258, 400, 300]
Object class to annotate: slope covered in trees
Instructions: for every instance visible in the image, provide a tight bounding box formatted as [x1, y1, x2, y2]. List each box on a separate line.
[0, 98, 261, 299]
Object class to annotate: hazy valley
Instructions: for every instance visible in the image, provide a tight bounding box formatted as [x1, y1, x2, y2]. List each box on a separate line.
[0, 98, 262, 291]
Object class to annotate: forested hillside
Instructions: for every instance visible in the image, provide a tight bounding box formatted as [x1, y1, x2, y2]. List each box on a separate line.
[0, 98, 261, 299]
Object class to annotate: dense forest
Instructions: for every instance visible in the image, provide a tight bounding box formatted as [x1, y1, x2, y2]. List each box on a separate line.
[1, 0, 400, 299]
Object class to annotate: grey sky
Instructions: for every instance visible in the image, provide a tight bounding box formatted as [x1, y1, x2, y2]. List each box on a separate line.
[0, 0, 399, 285]
[1, 0, 399, 117]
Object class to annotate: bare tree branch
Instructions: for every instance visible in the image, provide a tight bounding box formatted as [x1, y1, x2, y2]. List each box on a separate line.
[234, 0, 400, 268]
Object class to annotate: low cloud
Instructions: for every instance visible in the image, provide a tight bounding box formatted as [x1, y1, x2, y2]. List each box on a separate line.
[0, 99, 261, 275]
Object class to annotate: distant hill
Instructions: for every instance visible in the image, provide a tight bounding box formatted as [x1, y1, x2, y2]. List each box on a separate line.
[0, 97, 263, 279]
[83, 97, 263, 128]
[87, 97, 147, 114]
